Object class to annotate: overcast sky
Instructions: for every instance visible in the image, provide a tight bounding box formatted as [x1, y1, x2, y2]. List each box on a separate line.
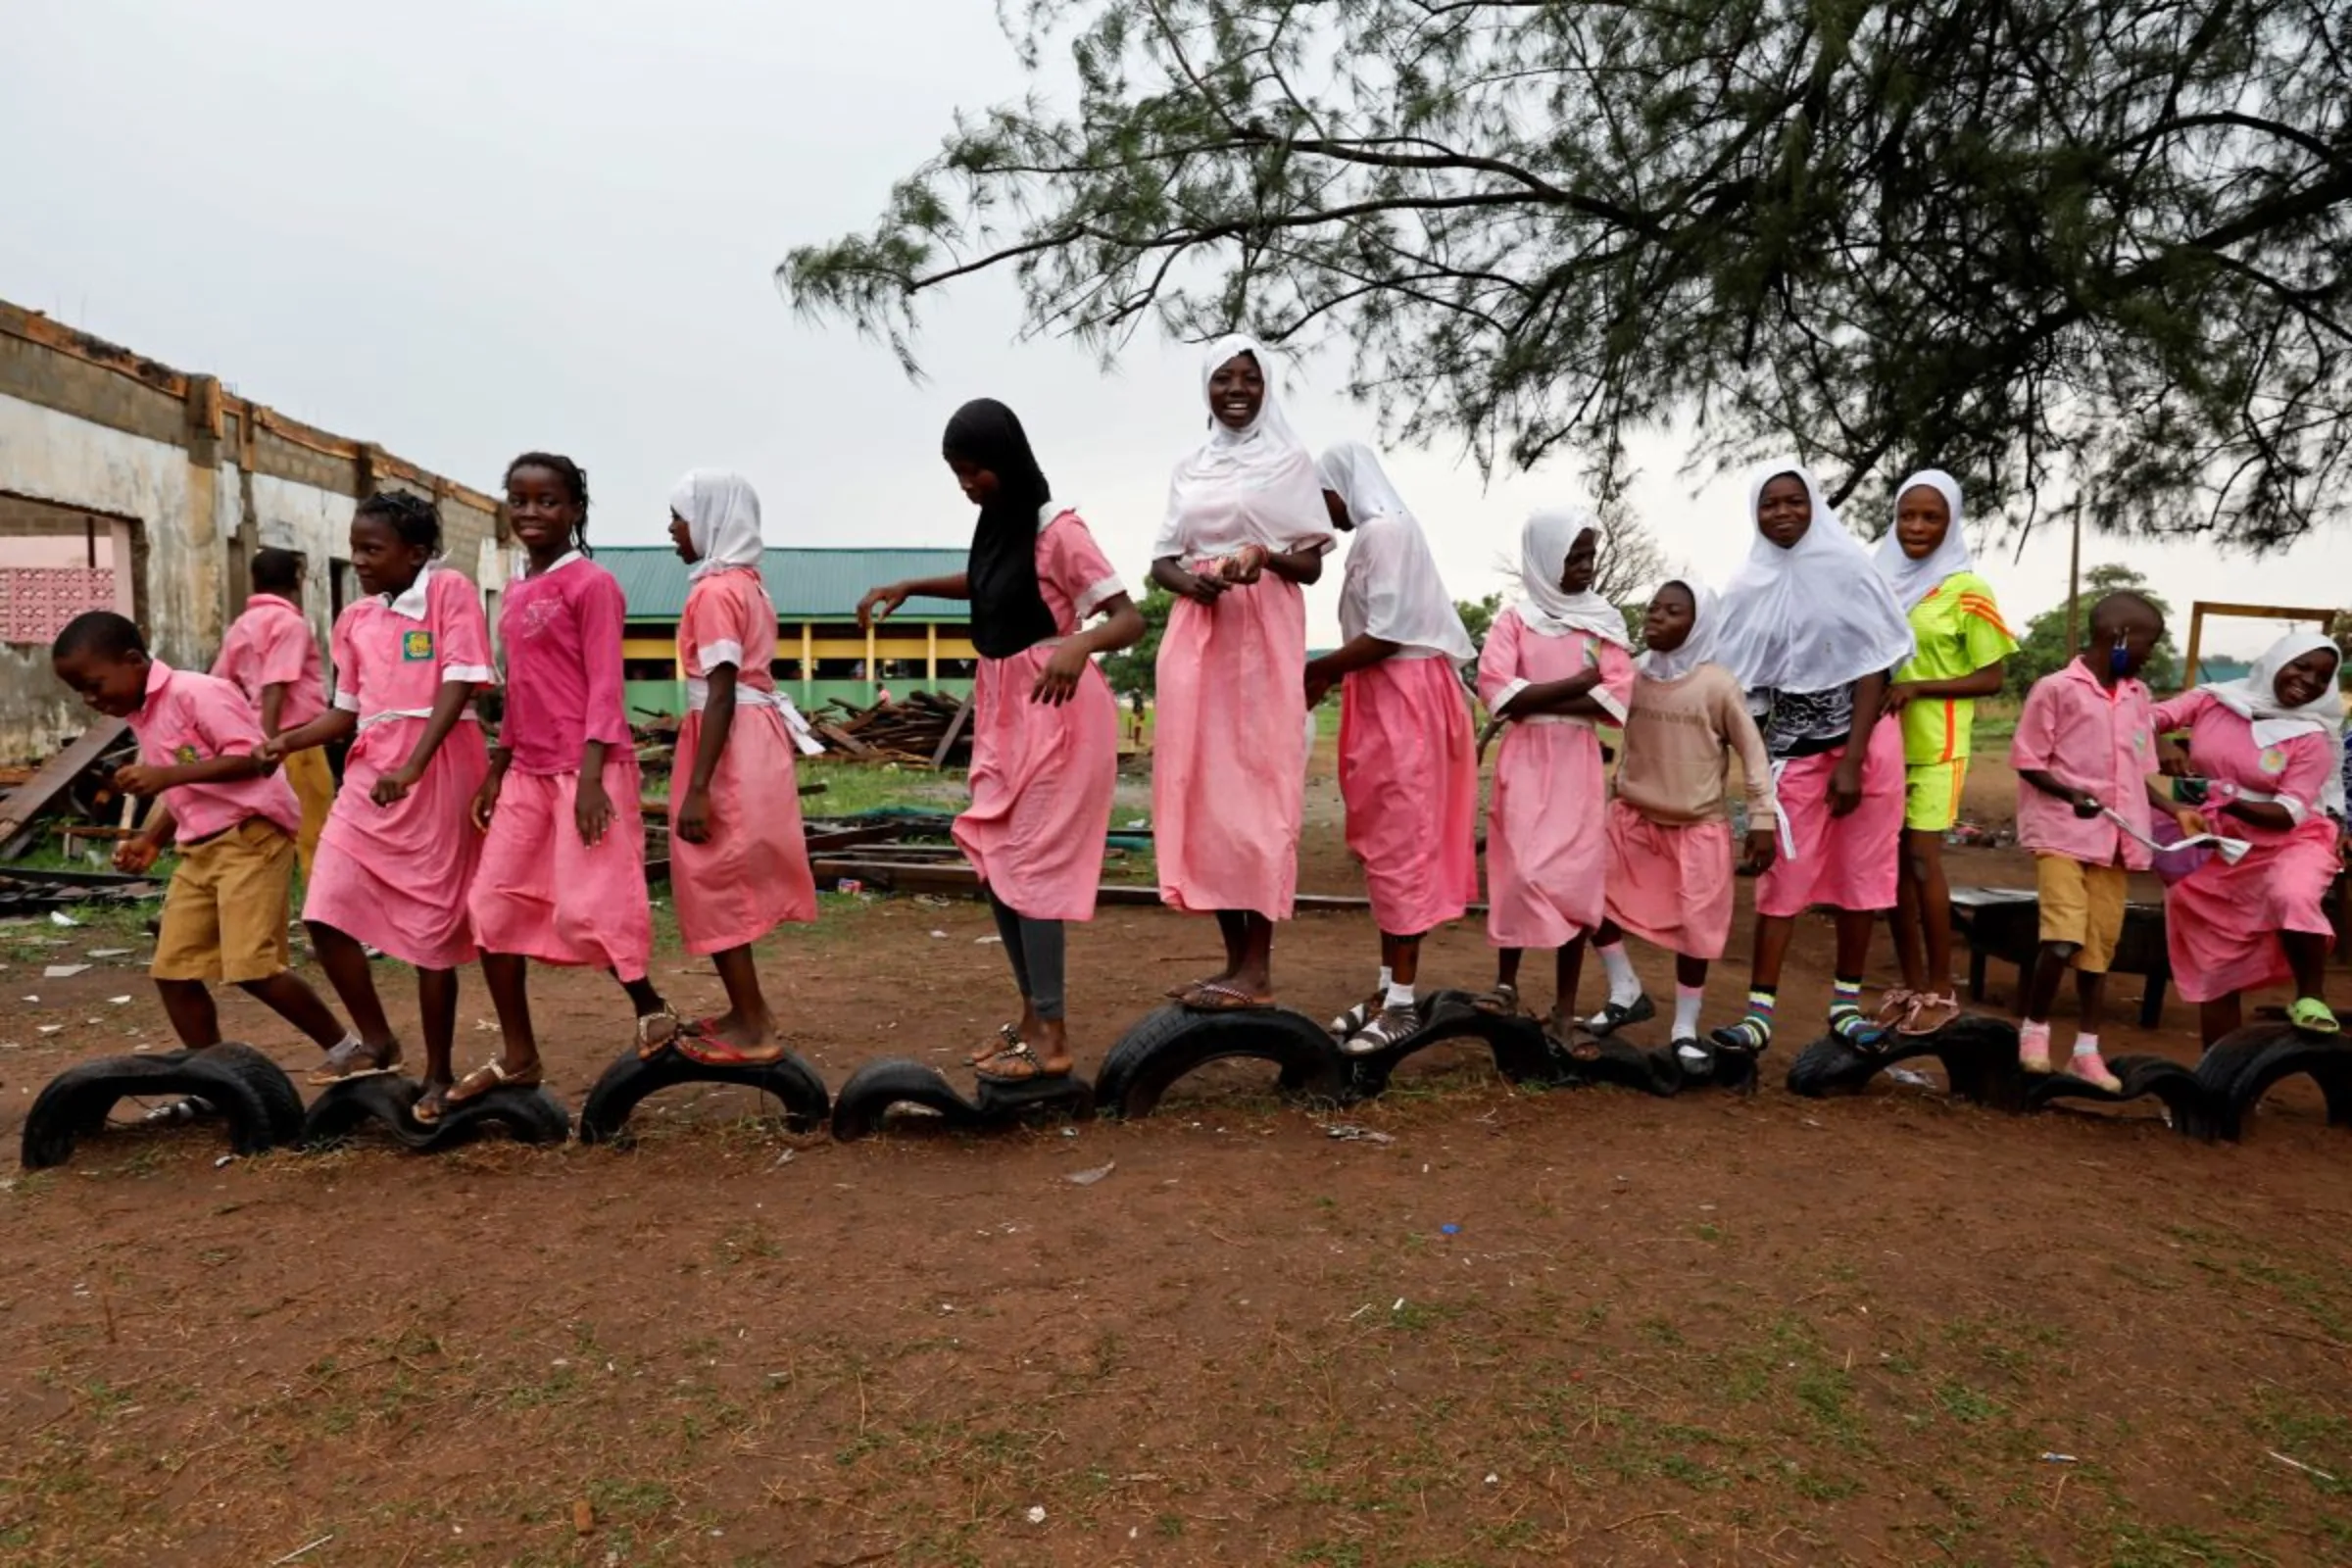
[4, 0, 2338, 656]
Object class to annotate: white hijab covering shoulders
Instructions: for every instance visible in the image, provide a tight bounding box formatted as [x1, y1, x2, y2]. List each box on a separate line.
[1516, 506, 1631, 646]
[1872, 468, 1974, 611]
[1153, 333, 1335, 562]
[670, 469, 766, 580]
[1316, 441, 1473, 661]
[1714, 459, 1916, 695]
[1639, 576, 1722, 683]
[2201, 629, 2347, 816]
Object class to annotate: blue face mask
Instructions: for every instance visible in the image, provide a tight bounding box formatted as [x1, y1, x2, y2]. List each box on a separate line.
[2108, 645, 2133, 678]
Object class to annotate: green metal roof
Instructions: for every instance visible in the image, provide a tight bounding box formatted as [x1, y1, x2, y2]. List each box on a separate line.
[597, 546, 971, 622]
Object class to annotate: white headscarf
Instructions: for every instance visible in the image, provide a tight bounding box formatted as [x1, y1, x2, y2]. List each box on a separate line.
[1516, 507, 1630, 646]
[670, 470, 765, 580]
[1315, 441, 1473, 661]
[2202, 630, 2346, 816]
[1715, 459, 1916, 695]
[1639, 577, 1721, 683]
[1152, 333, 1334, 562]
[1873, 468, 1973, 611]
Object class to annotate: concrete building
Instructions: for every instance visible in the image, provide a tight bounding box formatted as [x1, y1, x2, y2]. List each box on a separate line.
[0, 300, 507, 761]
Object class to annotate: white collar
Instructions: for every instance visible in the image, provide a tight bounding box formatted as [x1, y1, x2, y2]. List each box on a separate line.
[1037, 500, 1073, 531]
[383, 562, 437, 621]
[522, 549, 585, 580]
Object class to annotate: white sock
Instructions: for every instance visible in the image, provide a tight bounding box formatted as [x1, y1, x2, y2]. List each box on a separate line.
[2072, 1033, 2100, 1057]
[1673, 984, 1704, 1041]
[1385, 981, 1416, 1010]
[1377, 965, 1393, 993]
[1598, 942, 1641, 1006]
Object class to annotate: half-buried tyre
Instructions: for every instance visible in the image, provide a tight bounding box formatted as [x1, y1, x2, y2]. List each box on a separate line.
[300, 1075, 573, 1152]
[2021, 1054, 2215, 1136]
[576, 1046, 830, 1147]
[1340, 990, 1573, 1099]
[2193, 1022, 2352, 1142]
[1785, 1013, 2026, 1108]
[1095, 1005, 1347, 1119]
[829, 1057, 1093, 1142]
[22, 1043, 304, 1169]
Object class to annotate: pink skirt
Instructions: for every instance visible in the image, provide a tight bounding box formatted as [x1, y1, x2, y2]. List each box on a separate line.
[1339, 656, 1479, 936]
[1152, 577, 1307, 919]
[2164, 819, 2339, 1003]
[1604, 800, 1736, 959]
[1755, 720, 1904, 918]
[305, 718, 489, 970]
[1486, 718, 1608, 948]
[670, 706, 817, 955]
[468, 758, 654, 981]
[955, 646, 1118, 921]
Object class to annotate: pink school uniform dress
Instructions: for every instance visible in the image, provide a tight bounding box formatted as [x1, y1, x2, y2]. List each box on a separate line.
[305, 563, 495, 969]
[670, 564, 818, 954]
[468, 553, 653, 981]
[955, 510, 1126, 921]
[1478, 609, 1637, 947]
[1752, 697, 1907, 918]
[2150, 689, 2340, 1004]
[212, 594, 328, 732]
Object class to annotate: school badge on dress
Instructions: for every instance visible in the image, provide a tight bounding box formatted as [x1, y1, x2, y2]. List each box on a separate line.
[401, 629, 435, 662]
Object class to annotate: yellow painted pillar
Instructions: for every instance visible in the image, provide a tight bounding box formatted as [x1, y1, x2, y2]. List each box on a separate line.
[865, 621, 878, 698]
[926, 622, 938, 683]
[800, 622, 814, 706]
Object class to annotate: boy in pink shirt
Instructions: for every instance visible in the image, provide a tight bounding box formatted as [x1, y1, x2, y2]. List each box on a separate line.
[2008, 592, 2184, 1087]
[50, 611, 353, 1061]
[212, 547, 334, 874]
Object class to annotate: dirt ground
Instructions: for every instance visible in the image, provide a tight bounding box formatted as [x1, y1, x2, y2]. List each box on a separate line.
[2, 746, 2348, 1567]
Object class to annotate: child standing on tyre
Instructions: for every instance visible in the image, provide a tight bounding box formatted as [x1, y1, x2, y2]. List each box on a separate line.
[51, 612, 355, 1063]
[2009, 591, 2177, 1088]
[458, 454, 677, 1114]
[859, 401, 1145, 1083]
[661, 469, 821, 1064]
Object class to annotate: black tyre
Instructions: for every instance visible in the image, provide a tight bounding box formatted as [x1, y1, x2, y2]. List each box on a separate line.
[1784, 1014, 2025, 1108]
[576, 1046, 831, 1146]
[2197, 1023, 2352, 1142]
[1341, 991, 1572, 1099]
[2021, 1054, 2215, 1136]
[22, 1044, 303, 1169]
[1094, 1005, 1347, 1119]
[300, 1075, 573, 1153]
[829, 1057, 983, 1141]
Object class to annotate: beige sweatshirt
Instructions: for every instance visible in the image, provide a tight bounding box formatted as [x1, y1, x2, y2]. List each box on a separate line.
[1612, 663, 1778, 826]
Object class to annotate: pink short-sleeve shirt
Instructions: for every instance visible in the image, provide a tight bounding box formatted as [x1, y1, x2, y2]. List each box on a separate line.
[679, 568, 780, 689]
[211, 595, 327, 732]
[495, 554, 631, 775]
[127, 661, 303, 843]
[2009, 658, 2157, 867]
[1477, 609, 1636, 725]
[328, 562, 496, 723]
[1038, 512, 1127, 635]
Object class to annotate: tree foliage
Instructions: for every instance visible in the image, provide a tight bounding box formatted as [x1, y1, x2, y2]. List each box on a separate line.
[786, 1, 2352, 549]
[2006, 563, 2181, 696]
[1102, 581, 1174, 697]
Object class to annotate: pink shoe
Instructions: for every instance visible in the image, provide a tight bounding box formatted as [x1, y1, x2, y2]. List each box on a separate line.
[2018, 1034, 2053, 1074]
[2067, 1050, 2123, 1093]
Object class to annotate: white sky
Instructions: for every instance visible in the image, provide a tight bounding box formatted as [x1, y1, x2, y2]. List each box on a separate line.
[4, 0, 2341, 656]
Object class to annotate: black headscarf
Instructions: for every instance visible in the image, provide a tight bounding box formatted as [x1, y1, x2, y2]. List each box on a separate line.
[944, 399, 1060, 659]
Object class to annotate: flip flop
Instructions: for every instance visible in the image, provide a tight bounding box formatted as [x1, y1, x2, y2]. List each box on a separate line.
[445, 1057, 543, 1108]
[966, 1023, 1024, 1068]
[1182, 981, 1274, 1012]
[411, 1082, 451, 1126]
[974, 1040, 1072, 1084]
[634, 1007, 684, 1060]
[2288, 997, 2342, 1035]
[306, 1035, 402, 1087]
[671, 1019, 787, 1067]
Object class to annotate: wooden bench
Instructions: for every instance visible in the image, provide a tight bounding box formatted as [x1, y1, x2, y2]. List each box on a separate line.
[1947, 886, 2173, 1028]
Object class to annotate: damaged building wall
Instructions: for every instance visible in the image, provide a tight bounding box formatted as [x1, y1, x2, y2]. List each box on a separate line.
[0, 301, 507, 762]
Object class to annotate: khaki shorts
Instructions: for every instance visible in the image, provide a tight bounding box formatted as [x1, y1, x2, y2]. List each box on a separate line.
[2035, 855, 2128, 974]
[280, 745, 335, 878]
[152, 818, 295, 984]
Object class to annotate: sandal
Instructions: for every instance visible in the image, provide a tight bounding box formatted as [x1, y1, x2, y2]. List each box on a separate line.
[1340, 1005, 1419, 1056]
[1583, 994, 1655, 1037]
[634, 1007, 683, 1060]
[1875, 988, 1919, 1028]
[966, 1023, 1023, 1069]
[672, 1019, 787, 1067]
[411, 1082, 451, 1126]
[974, 1040, 1072, 1083]
[1182, 981, 1274, 1012]
[2288, 997, 2342, 1035]
[1329, 990, 1386, 1041]
[1471, 983, 1520, 1016]
[1898, 993, 1961, 1037]
[306, 1034, 402, 1087]
[445, 1057, 543, 1107]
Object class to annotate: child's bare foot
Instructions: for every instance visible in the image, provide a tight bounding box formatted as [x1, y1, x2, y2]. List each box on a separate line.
[674, 1011, 786, 1067]
[446, 1054, 543, 1107]
[1168, 967, 1239, 1004]
[412, 1077, 454, 1126]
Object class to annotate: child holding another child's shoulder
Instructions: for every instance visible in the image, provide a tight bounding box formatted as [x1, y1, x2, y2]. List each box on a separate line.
[50, 612, 352, 1061]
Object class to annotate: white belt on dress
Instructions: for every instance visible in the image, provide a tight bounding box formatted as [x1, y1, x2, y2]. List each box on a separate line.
[357, 707, 478, 733]
[686, 678, 825, 757]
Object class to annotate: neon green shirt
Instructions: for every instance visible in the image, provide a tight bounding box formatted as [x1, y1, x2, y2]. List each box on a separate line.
[1893, 571, 2018, 764]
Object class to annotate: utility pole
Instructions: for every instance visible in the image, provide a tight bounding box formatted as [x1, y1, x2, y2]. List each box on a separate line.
[2063, 508, 2082, 657]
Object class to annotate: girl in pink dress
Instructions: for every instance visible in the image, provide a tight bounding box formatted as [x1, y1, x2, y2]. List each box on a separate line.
[859, 401, 1145, 1080]
[2154, 630, 2345, 1044]
[1150, 335, 1335, 1009]
[1475, 509, 1637, 1038]
[1305, 441, 1480, 1054]
[455, 454, 674, 1113]
[263, 492, 496, 1107]
[1711, 460, 1916, 1057]
[663, 469, 822, 1063]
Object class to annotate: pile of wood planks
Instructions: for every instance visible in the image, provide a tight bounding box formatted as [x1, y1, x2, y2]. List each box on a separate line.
[811, 691, 974, 768]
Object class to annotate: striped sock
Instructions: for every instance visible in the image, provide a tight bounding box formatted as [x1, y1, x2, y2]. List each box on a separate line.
[1830, 977, 1864, 1018]
[1742, 988, 1777, 1040]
